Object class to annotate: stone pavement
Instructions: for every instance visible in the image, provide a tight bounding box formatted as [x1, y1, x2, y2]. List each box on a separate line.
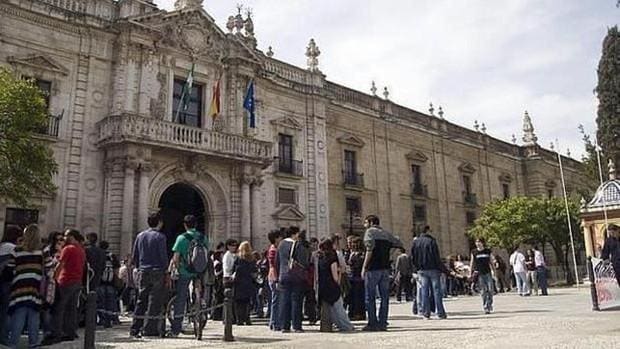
[40, 287, 619, 349]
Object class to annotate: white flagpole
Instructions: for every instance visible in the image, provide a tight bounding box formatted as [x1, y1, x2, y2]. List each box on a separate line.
[595, 141, 610, 230]
[554, 140, 580, 286]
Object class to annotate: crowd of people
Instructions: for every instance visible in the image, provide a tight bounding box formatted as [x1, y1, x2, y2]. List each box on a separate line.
[0, 210, 560, 347]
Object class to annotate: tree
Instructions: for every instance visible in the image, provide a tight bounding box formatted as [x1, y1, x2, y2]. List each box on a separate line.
[577, 124, 603, 198]
[0, 68, 57, 207]
[468, 196, 582, 283]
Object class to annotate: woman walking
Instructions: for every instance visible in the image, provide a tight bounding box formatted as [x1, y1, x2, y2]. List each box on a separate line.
[470, 238, 495, 314]
[233, 241, 258, 325]
[7, 224, 45, 348]
[318, 237, 354, 332]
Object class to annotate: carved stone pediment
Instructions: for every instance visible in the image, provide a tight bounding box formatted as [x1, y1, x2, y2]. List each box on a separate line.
[272, 205, 305, 221]
[459, 162, 477, 174]
[499, 172, 513, 183]
[406, 151, 428, 163]
[271, 116, 303, 130]
[337, 134, 365, 148]
[8, 54, 68, 75]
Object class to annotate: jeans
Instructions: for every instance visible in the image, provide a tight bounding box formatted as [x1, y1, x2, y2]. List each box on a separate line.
[418, 270, 446, 318]
[8, 306, 40, 348]
[171, 276, 191, 334]
[396, 272, 413, 301]
[478, 273, 494, 312]
[51, 283, 81, 339]
[364, 269, 390, 328]
[536, 267, 548, 295]
[514, 272, 529, 295]
[0, 282, 10, 345]
[269, 281, 281, 330]
[130, 270, 166, 336]
[348, 279, 366, 320]
[280, 283, 303, 331]
[328, 297, 354, 331]
[527, 270, 539, 295]
[97, 284, 118, 327]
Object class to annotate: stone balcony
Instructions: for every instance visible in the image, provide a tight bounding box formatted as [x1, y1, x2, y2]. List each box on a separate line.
[96, 114, 273, 165]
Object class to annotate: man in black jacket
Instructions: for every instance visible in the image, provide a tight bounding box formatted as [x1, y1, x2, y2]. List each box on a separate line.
[410, 226, 447, 319]
[602, 224, 620, 287]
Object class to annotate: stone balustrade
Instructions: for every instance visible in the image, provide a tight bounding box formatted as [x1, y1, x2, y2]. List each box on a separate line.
[264, 59, 309, 85]
[97, 114, 273, 164]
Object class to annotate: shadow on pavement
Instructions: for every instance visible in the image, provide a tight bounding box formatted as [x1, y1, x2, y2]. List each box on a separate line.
[231, 336, 290, 344]
[387, 327, 481, 333]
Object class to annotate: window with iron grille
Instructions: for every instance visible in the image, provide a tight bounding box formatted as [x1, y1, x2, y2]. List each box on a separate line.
[345, 197, 361, 215]
[278, 188, 296, 205]
[463, 175, 472, 195]
[502, 183, 510, 200]
[278, 134, 294, 173]
[412, 164, 423, 193]
[547, 189, 554, 198]
[413, 205, 426, 222]
[4, 208, 39, 230]
[466, 211, 476, 226]
[344, 150, 357, 183]
[172, 78, 203, 128]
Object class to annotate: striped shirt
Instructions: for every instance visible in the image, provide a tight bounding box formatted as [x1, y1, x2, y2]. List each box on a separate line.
[7, 247, 45, 312]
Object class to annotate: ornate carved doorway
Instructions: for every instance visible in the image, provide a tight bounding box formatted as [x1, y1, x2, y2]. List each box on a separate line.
[158, 182, 207, 250]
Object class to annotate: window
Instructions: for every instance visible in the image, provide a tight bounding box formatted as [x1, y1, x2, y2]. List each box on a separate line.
[4, 208, 38, 230]
[413, 205, 426, 222]
[466, 211, 476, 226]
[278, 188, 296, 205]
[345, 197, 361, 215]
[547, 189, 554, 198]
[344, 150, 357, 184]
[463, 175, 472, 195]
[24, 77, 51, 110]
[278, 134, 294, 173]
[412, 164, 423, 194]
[502, 183, 510, 200]
[172, 78, 203, 127]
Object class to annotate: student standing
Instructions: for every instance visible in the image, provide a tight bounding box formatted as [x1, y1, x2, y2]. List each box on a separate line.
[470, 238, 494, 314]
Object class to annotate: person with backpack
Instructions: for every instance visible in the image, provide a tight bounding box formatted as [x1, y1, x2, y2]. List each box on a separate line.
[169, 215, 209, 337]
[97, 240, 120, 328]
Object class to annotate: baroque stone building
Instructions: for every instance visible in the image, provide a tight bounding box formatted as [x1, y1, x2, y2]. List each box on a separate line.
[0, 0, 585, 257]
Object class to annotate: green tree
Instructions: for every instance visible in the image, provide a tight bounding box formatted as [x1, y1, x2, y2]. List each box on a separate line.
[468, 196, 582, 283]
[596, 26, 620, 173]
[0, 68, 57, 207]
[577, 124, 603, 199]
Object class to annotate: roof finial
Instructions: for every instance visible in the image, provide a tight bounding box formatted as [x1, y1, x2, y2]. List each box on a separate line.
[383, 87, 389, 100]
[429, 103, 435, 116]
[474, 120, 480, 132]
[522, 110, 538, 146]
[609, 159, 616, 180]
[511, 134, 517, 144]
[174, 0, 203, 10]
[266, 46, 274, 57]
[438, 106, 444, 119]
[306, 39, 321, 72]
[566, 148, 571, 157]
[481, 123, 487, 134]
[370, 81, 377, 96]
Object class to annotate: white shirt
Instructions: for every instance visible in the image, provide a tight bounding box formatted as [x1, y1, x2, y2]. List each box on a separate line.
[534, 250, 546, 267]
[510, 251, 526, 273]
[223, 251, 237, 278]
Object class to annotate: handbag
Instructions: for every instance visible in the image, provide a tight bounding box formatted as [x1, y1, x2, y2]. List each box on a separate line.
[286, 241, 307, 286]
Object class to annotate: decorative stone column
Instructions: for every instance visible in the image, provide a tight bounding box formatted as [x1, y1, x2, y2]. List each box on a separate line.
[121, 162, 137, 258]
[136, 163, 151, 234]
[241, 176, 252, 242]
[250, 177, 263, 246]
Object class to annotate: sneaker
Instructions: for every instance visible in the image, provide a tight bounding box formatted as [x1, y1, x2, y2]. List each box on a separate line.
[293, 329, 305, 333]
[281, 329, 291, 333]
[165, 331, 180, 338]
[377, 326, 388, 331]
[484, 310, 491, 315]
[362, 325, 379, 332]
[129, 331, 142, 339]
[438, 315, 448, 320]
[41, 337, 61, 346]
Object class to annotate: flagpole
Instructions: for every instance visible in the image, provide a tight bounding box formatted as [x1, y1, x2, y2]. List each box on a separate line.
[554, 141, 580, 287]
[595, 141, 610, 231]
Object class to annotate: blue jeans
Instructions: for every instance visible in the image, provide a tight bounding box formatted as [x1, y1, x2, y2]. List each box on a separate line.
[536, 267, 548, 295]
[0, 282, 10, 345]
[478, 273, 494, 312]
[97, 284, 118, 327]
[418, 270, 446, 318]
[269, 281, 281, 330]
[364, 269, 390, 328]
[328, 297, 354, 331]
[171, 277, 191, 334]
[8, 307, 40, 348]
[280, 283, 303, 331]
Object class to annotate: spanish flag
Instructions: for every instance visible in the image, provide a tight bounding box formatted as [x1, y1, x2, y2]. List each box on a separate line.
[209, 78, 221, 120]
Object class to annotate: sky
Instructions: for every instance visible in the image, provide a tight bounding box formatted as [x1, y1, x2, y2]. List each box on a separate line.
[156, 0, 620, 158]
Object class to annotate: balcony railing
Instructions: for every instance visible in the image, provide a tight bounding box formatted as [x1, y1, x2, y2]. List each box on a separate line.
[36, 111, 62, 137]
[97, 114, 273, 164]
[274, 158, 303, 177]
[412, 184, 428, 197]
[343, 171, 364, 188]
[464, 192, 478, 206]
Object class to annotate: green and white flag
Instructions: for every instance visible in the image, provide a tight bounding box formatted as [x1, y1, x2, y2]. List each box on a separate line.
[174, 63, 195, 123]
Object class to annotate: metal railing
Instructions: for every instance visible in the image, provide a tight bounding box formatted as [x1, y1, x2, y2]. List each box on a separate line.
[36, 111, 62, 137]
[464, 192, 478, 205]
[274, 158, 303, 177]
[343, 172, 364, 187]
[412, 184, 428, 197]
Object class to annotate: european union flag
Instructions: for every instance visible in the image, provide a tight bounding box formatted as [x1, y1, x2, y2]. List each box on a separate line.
[243, 80, 256, 128]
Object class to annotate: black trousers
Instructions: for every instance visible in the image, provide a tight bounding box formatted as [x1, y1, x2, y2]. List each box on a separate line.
[397, 273, 413, 301]
[303, 288, 318, 322]
[130, 270, 166, 336]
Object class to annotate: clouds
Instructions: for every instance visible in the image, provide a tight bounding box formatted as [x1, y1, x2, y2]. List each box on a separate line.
[155, 0, 618, 158]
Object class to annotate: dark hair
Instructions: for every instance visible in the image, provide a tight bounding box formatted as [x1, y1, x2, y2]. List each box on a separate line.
[424, 225, 431, 233]
[268, 230, 281, 244]
[225, 239, 238, 248]
[99, 240, 110, 250]
[476, 237, 486, 245]
[1, 225, 22, 244]
[365, 215, 380, 226]
[319, 237, 337, 260]
[299, 230, 307, 241]
[148, 211, 162, 228]
[309, 237, 319, 244]
[184, 215, 197, 229]
[87, 232, 98, 244]
[289, 226, 300, 236]
[216, 242, 225, 250]
[65, 229, 82, 242]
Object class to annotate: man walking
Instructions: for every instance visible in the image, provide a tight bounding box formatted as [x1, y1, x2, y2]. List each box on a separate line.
[361, 215, 403, 331]
[602, 224, 620, 287]
[470, 238, 494, 314]
[395, 249, 413, 302]
[130, 211, 169, 338]
[169, 215, 209, 337]
[510, 247, 529, 296]
[410, 226, 447, 320]
[533, 246, 548, 296]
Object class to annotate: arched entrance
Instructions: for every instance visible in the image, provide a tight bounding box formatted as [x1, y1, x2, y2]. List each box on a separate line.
[158, 183, 207, 250]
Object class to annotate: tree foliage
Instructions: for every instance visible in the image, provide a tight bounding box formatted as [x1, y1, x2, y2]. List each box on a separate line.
[578, 124, 603, 198]
[0, 68, 57, 207]
[596, 26, 620, 172]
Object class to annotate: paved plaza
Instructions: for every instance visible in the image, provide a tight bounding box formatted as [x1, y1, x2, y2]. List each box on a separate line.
[37, 287, 619, 349]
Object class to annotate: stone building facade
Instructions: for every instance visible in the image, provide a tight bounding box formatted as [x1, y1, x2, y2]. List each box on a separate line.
[0, 0, 585, 257]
